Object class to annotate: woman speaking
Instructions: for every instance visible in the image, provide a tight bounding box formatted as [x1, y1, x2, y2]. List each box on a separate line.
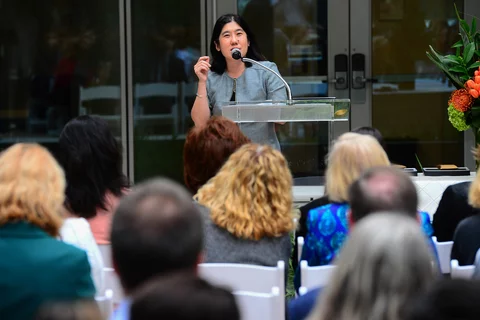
[191, 14, 287, 150]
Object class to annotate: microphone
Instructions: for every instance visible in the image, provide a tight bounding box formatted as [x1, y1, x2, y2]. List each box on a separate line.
[230, 49, 293, 104]
[231, 48, 242, 60]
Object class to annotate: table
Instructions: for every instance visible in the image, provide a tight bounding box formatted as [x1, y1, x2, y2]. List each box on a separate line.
[293, 173, 476, 219]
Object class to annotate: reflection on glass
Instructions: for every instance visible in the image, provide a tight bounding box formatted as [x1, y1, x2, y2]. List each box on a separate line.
[0, 0, 121, 152]
[372, 0, 464, 168]
[132, 0, 200, 183]
[238, 0, 330, 179]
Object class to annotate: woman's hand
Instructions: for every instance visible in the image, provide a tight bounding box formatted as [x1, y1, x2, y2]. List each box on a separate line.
[194, 56, 211, 83]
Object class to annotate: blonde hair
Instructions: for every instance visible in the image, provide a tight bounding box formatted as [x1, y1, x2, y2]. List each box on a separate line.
[195, 143, 295, 240]
[308, 213, 436, 320]
[325, 133, 390, 202]
[0, 143, 65, 236]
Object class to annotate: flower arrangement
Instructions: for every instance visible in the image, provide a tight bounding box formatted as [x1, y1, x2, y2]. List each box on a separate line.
[426, 6, 480, 133]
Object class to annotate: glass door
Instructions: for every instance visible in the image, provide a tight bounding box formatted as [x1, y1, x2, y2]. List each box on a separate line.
[353, 0, 475, 169]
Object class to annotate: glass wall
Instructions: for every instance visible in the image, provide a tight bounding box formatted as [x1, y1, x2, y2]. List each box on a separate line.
[371, 0, 465, 168]
[0, 0, 121, 156]
[238, 0, 330, 179]
[132, 0, 200, 183]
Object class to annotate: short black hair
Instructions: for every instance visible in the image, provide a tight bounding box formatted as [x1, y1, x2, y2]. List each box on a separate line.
[58, 115, 129, 218]
[406, 279, 480, 320]
[351, 126, 387, 152]
[349, 166, 418, 222]
[111, 178, 203, 293]
[130, 273, 240, 320]
[210, 13, 265, 74]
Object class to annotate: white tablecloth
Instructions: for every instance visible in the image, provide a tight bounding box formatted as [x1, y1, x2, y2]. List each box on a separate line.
[293, 173, 476, 219]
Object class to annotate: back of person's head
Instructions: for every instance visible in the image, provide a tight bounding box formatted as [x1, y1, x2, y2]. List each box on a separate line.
[58, 115, 129, 219]
[111, 178, 203, 293]
[130, 273, 240, 320]
[351, 126, 387, 151]
[36, 300, 102, 320]
[406, 279, 480, 320]
[325, 133, 390, 202]
[349, 166, 418, 223]
[183, 116, 250, 194]
[196, 143, 295, 240]
[0, 143, 65, 237]
[308, 213, 436, 320]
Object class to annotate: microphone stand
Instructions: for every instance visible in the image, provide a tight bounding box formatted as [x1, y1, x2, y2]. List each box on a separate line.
[232, 51, 293, 105]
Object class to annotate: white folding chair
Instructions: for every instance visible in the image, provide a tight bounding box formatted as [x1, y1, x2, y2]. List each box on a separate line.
[297, 236, 304, 262]
[450, 259, 475, 279]
[432, 236, 453, 274]
[134, 82, 180, 136]
[103, 267, 124, 305]
[95, 289, 114, 319]
[98, 244, 112, 268]
[79, 86, 121, 122]
[300, 260, 336, 290]
[198, 261, 285, 319]
[233, 287, 282, 320]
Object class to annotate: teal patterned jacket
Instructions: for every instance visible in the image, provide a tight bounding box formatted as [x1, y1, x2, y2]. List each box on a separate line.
[294, 203, 434, 290]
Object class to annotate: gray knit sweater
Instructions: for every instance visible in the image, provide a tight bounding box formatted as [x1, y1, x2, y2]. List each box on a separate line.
[197, 204, 291, 268]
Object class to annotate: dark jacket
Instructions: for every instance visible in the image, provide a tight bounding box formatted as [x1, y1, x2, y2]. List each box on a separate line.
[292, 196, 330, 271]
[433, 182, 480, 241]
[0, 222, 95, 319]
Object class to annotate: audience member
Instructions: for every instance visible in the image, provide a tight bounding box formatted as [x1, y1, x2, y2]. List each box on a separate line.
[351, 126, 387, 151]
[0, 144, 95, 319]
[183, 116, 250, 194]
[451, 163, 480, 265]
[195, 143, 295, 269]
[293, 127, 387, 270]
[130, 273, 240, 320]
[406, 279, 480, 320]
[36, 300, 102, 320]
[433, 181, 478, 241]
[110, 178, 203, 320]
[294, 133, 390, 289]
[57, 115, 130, 244]
[290, 166, 435, 319]
[306, 213, 436, 320]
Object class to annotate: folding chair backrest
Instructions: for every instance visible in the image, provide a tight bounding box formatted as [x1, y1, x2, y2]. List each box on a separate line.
[233, 287, 282, 320]
[300, 260, 336, 290]
[432, 236, 453, 274]
[450, 259, 475, 279]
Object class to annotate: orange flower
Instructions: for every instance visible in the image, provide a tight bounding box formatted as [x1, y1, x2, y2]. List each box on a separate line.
[449, 89, 474, 112]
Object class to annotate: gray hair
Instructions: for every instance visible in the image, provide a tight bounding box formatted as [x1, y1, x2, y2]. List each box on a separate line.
[307, 212, 437, 320]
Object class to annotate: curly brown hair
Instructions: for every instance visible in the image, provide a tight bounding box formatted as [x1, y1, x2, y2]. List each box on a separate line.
[195, 143, 295, 240]
[183, 116, 250, 194]
[0, 144, 65, 236]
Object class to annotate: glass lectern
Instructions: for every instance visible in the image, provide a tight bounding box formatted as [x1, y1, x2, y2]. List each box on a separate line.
[221, 98, 351, 181]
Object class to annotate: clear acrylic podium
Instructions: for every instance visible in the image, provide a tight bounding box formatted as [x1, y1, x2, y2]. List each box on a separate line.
[221, 98, 350, 183]
[221, 98, 350, 146]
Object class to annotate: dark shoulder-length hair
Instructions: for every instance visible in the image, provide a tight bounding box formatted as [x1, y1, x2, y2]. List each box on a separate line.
[210, 13, 266, 74]
[183, 116, 250, 194]
[57, 115, 129, 219]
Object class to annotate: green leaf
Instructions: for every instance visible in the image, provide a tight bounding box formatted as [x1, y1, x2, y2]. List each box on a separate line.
[450, 65, 468, 73]
[464, 43, 475, 63]
[468, 61, 480, 69]
[426, 51, 464, 88]
[461, 20, 471, 35]
[457, 46, 462, 56]
[460, 75, 470, 82]
[415, 153, 424, 172]
[443, 55, 462, 65]
[472, 18, 477, 34]
[452, 40, 464, 48]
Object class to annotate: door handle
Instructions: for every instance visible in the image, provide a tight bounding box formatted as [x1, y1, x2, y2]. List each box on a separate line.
[331, 54, 348, 90]
[351, 53, 371, 89]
